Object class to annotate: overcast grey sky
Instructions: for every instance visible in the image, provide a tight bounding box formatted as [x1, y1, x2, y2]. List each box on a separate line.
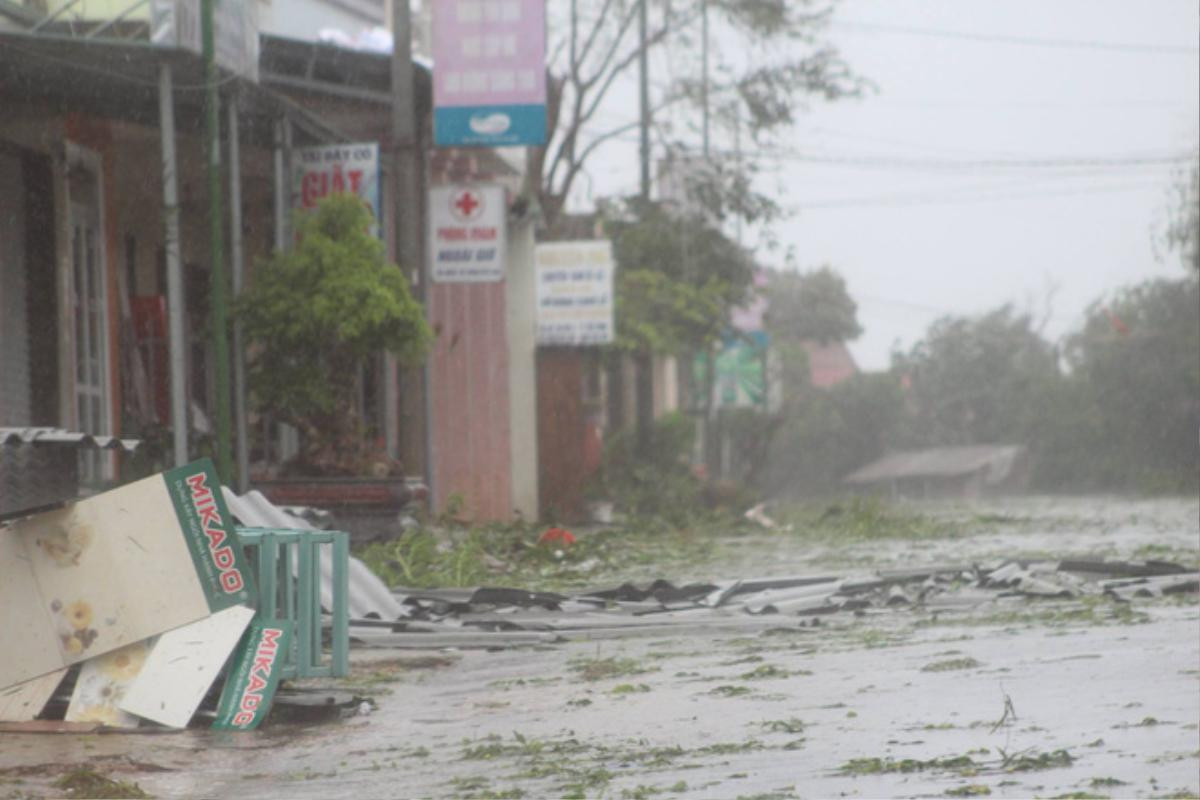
[574, 0, 1200, 370]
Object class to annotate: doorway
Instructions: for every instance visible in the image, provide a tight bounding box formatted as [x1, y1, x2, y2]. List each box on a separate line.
[67, 144, 112, 484]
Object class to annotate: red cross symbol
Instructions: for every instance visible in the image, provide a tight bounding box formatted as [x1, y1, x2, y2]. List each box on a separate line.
[451, 189, 483, 221]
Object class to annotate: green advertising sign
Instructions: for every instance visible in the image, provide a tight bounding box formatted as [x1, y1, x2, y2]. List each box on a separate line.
[212, 620, 294, 731]
[164, 458, 255, 612]
[694, 331, 769, 410]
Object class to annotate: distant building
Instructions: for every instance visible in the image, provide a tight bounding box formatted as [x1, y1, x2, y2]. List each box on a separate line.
[803, 340, 857, 389]
[843, 444, 1030, 499]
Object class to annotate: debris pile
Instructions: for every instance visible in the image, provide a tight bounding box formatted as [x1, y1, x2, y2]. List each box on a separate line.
[0, 460, 290, 733]
[344, 557, 1197, 648]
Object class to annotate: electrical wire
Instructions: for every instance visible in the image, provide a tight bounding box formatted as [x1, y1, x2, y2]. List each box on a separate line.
[598, 130, 1191, 174]
[792, 180, 1163, 210]
[832, 19, 1200, 56]
[708, 147, 1193, 172]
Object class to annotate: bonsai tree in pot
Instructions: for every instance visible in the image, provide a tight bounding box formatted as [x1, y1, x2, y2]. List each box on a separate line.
[238, 193, 432, 477]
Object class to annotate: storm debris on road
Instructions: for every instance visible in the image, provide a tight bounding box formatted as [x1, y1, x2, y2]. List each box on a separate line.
[0, 460, 295, 733]
[344, 555, 1198, 647]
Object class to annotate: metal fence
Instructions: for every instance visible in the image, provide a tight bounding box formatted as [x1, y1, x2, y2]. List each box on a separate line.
[235, 527, 350, 679]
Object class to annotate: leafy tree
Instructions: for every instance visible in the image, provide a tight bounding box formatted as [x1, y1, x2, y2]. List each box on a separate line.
[765, 266, 862, 345]
[763, 372, 907, 495]
[1064, 277, 1200, 490]
[533, 0, 867, 230]
[713, 265, 866, 493]
[892, 306, 1060, 447]
[590, 411, 702, 523]
[237, 194, 432, 476]
[607, 199, 755, 354]
[1165, 159, 1199, 275]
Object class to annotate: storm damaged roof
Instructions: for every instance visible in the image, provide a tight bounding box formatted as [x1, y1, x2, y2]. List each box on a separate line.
[346, 557, 1197, 649]
[0, 427, 139, 451]
[843, 444, 1026, 485]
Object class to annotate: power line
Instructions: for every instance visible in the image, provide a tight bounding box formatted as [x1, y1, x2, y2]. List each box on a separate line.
[868, 98, 1197, 111]
[788, 166, 1168, 202]
[726, 149, 1192, 171]
[792, 180, 1163, 210]
[833, 19, 1200, 56]
[600, 131, 1191, 172]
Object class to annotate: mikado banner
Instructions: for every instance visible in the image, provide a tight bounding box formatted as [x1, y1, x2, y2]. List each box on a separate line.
[211, 621, 293, 731]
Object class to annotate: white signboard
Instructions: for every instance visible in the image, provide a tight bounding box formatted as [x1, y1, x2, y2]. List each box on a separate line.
[430, 185, 506, 282]
[535, 240, 614, 346]
[292, 143, 382, 238]
[150, 0, 259, 82]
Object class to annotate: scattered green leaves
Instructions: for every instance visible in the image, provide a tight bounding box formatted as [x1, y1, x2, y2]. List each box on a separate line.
[739, 664, 795, 680]
[570, 656, 655, 682]
[1000, 748, 1073, 772]
[922, 657, 983, 672]
[52, 768, 150, 799]
[838, 755, 977, 776]
[761, 718, 806, 734]
[611, 683, 652, 695]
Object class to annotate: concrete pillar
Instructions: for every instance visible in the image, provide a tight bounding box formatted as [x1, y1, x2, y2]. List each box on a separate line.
[506, 217, 538, 520]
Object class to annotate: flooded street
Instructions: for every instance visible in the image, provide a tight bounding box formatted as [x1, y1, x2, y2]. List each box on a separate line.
[3, 496, 1197, 799]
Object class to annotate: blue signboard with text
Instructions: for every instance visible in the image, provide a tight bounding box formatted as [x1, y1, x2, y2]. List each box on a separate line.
[432, 0, 547, 147]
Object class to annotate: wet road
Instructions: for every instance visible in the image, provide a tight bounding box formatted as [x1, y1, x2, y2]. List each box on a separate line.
[2, 496, 1197, 799]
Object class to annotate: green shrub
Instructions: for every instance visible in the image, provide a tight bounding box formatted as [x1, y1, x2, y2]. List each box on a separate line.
[237, 193, 431, 476]
[589, 412, 702, 523]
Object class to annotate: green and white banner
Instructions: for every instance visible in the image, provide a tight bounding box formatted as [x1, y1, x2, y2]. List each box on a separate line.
[212, 621, 293, 731]
[165, 459, 255, 612]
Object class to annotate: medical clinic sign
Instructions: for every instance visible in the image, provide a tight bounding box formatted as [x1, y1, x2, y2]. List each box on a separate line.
[430, 185, 506, 282]
[292, 143, 381, 236]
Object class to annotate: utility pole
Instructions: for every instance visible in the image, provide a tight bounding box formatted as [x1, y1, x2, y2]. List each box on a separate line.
[701, 0, 710, 157]
[158, 64, 188, 467]
[228, 93, 249, 492]
[638, 0, 651, 198]
[634, 0, 654, 452]
[700, 0, 717, 475]
[202, 0, 232, 482]
[391, 0, 431, 489]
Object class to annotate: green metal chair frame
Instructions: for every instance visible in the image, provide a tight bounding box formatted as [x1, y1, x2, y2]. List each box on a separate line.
[235, 527, 350, 679]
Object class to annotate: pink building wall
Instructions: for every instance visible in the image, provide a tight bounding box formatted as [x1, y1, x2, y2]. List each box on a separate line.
[428, 279, 513, 521]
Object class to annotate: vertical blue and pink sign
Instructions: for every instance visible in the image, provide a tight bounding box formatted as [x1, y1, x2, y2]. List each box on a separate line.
[432, 0, 547, 147]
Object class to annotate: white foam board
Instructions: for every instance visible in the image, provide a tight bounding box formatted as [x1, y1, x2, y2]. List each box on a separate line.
[119, 605, 256, 728]
[0, 669, 67, 722]
[0, 460, 255, 690]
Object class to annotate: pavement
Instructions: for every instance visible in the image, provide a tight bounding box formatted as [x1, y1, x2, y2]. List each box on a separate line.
[1, 495, 1197, 800]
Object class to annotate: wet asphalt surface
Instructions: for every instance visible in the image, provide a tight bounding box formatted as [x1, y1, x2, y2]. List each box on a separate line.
[1, 496, 1197, 800]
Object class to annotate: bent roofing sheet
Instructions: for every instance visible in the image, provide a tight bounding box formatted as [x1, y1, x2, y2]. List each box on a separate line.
[844, 444, 1024, 484]
[0, 427, 139, 451]
[221, 488, 408, 622]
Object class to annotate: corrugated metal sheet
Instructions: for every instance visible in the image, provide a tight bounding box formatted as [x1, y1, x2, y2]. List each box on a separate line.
[0, 150, 31, 426]
[222, 488, 408, 621]
[0, 427, 140, 451]
[2, 429, 141, 518]
[844, 444, 1025, 485]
